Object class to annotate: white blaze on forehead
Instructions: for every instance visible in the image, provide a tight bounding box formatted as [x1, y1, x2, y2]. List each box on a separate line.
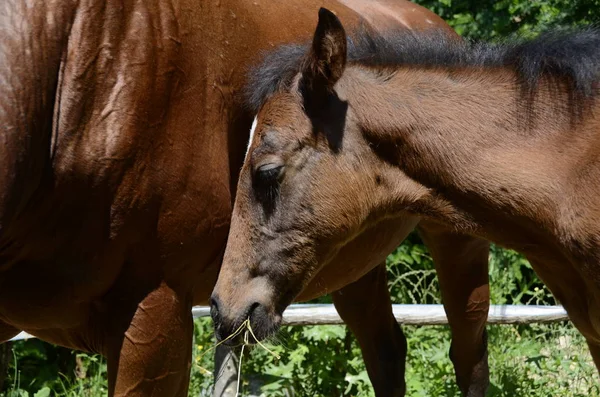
[245, 116, 258, 160]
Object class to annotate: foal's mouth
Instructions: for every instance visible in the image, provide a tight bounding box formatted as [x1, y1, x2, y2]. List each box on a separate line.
[216, 316, 280, 344]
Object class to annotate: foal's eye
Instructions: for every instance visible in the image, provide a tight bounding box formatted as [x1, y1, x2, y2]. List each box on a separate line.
[253, 163, 284, 211]
[254, 163, 284, 186]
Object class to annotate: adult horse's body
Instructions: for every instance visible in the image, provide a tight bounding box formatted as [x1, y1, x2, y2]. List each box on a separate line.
[0, 1, 488, 396]
[211, 7, 600, 394]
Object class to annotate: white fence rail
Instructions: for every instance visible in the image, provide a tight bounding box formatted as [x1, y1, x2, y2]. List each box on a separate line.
[9, 304, 569, 342]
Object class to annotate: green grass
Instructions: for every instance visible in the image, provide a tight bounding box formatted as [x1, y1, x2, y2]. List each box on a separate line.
[4, 320, 596, 397]
[2, 238, 599, 397]
[195, 320, 598, 397]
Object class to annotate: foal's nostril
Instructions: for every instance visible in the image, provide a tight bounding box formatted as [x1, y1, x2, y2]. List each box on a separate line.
[247, 302, 260, 320]
[209, 295, 221, 322]
[245, 302, 273, 342]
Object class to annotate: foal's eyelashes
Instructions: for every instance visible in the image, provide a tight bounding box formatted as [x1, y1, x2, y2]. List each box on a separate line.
[254, 163, 284, 184]
[256, 162, 284, 173]
[252, 163, 284, 214]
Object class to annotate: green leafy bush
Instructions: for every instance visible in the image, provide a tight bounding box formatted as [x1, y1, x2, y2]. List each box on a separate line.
[414, 0, 600, 39]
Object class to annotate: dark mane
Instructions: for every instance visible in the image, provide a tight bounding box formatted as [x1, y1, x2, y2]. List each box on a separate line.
[246, 26, 600, 120]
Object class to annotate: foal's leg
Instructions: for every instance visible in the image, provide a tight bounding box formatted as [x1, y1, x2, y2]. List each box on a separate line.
[557, 298, 600, 377]
[332, 263, 407, 397]
[527, 262, 600, 377]
[104, 282, 193, 397]
[418, 222, 490, 397]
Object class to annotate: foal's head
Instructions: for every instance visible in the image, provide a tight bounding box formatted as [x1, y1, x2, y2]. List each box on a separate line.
[210, 8, 424, 342]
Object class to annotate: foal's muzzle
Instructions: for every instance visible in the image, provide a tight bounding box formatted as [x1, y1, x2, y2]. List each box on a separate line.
[209, 293, 277, 345]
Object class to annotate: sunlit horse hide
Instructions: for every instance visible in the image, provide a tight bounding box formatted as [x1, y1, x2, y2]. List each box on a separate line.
[212, 7, 600, 396]
[0, 1, 486, 396]
[212, 6, 495, 397]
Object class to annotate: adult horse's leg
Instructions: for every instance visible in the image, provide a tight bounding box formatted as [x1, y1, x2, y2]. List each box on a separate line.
[418, 222, 490, 397]
[0, 321, 19, 342]
[332, 263, 407, 396]
[104, 282, 193, 397]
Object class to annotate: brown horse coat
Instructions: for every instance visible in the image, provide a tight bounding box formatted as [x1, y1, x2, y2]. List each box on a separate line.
[213, 8, 600, 396]
[2, 1, 483, 396]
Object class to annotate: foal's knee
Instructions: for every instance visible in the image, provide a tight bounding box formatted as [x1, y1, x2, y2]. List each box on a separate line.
[563, 297, 600, 344]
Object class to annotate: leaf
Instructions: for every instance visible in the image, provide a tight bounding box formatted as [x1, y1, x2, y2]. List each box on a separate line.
[301, 325, 345, 341]
[33, 388, 50, 397]
[344, 370, 371, 394]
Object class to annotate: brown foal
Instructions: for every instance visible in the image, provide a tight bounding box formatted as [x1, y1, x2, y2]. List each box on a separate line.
[212, 7, 600, 395]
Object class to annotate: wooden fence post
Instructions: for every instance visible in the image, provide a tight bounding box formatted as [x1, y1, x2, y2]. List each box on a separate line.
[213, 345, 239, 397]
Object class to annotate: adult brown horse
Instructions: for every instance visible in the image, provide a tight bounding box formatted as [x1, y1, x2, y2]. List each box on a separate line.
[0, 1, 489, 396]
[212, 6, 600, 395]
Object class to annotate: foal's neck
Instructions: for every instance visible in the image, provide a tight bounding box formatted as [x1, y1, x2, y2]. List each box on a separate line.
[341, 65, 597, 240]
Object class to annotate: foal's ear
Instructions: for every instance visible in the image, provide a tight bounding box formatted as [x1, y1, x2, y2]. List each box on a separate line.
[303, 8, 347, 91]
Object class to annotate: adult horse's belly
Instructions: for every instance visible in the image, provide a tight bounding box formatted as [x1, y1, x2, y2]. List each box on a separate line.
[297, 214, 420, 301]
